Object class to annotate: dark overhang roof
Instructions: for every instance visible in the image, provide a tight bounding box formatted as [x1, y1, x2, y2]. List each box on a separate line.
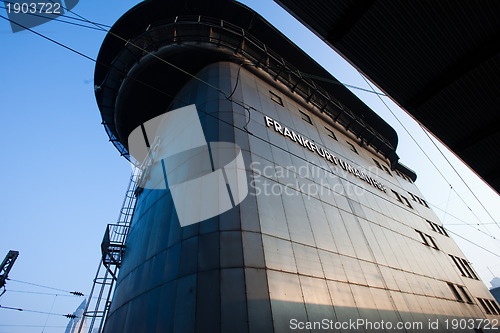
[95, 0, 407, 172]
[274, 0, 500, 194]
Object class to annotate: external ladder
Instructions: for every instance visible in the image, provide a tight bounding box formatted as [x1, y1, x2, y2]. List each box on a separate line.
[78, 168, 141, 333]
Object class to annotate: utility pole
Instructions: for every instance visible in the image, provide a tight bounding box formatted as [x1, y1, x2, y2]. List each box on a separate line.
[0, 250, 19, 297]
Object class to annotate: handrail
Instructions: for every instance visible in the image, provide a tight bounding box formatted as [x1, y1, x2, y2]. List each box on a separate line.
[100, 15, 395, 163]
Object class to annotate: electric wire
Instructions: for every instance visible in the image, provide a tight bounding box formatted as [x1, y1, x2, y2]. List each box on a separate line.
[4, 2, 499, 263]
[0, 14, 95, 62]
[427, 201, 497, 240]
[1, 3, 388, 100]
[51, 0, 387, 100]
[0, 13, 176, 107]
[293, 69, 387, 96]
[0, 5, 106, 31]
[42, 295, 57, 333]
[3, 6, 500, 333]
[445, 229, 500, 258]
[0, 305, 77, 318]
[48, 0, 226, 97]
[0, 325, 66, 328]
[420, 123, 500, 229]
[2, 0, 110, 28]
[358, 73, 500, 242]
[446, 222, 499, 226]
[7, 290, 93, 298]
[441, 185, 453, 224]
[263, 65, 387, 96]
[8, 279, 85, 296]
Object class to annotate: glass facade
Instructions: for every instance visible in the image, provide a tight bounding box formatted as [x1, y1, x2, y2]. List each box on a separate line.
[103, 62, 499, 333]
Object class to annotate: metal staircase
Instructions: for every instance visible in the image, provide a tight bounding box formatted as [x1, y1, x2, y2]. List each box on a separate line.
[78, 168, 141, 333]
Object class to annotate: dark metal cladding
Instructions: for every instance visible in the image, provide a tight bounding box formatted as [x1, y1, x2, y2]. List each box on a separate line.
[91, 1, 500, 332]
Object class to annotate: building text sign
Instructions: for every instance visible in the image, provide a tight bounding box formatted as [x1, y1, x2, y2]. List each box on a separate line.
[264, 116, 387, 192]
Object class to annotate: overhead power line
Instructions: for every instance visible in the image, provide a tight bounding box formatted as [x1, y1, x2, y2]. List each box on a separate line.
[0, 305, 77, 319]
[420, 124, 500, 229]
[427, 201, 497, 241]
[446, 222, 499, 226]
[445, 230, 500, 258]
[0, 325, 67, 328]
[8, 289, 94, 299]
[357, 73, 500, 243]
[2, 0, 110, 28]
[3, 3, 499, 259]
[0, 5, 105, 30]
[293, 70, 387, 96]
[51, 0, 387, 99]
[8, 279, 84, 296]
[0, 14, 95, 62]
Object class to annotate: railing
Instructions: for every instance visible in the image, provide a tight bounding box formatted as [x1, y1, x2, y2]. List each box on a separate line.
[101, 15, 395, 163]
[78, 168, 141, 333]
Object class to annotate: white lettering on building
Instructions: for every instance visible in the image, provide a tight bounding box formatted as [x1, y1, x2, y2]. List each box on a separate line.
[264, 115, 387, 192]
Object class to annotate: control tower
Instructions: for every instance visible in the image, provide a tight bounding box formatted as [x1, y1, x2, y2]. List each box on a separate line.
[92, 0, 500, 332]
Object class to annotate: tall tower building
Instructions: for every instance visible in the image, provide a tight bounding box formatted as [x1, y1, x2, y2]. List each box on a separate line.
[66, 299, 87, 333]
[93, 0, 500, 331]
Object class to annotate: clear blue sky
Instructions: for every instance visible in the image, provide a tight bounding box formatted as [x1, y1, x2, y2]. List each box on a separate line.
[1, 1, 499, 332]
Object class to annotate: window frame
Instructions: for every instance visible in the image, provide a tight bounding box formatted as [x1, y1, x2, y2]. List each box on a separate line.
[345, 141, 358, 154]
[299, 110, 313, 124]
[450, 255, 468, 277]
[427, 220, 437, 232]
[456, 285, 473, 304]
[485, 299, 499, 315]
[448, 283, 464, 302]
[427, 235, 439, 249]
[392, 190, 403, 203]
[490, 299, 500, 314]
[383, 165, 393, 176]
[416, 230, 430, 246]
[325, 127, 337, 141]
[373, 159, 383, 170]
[402, 196, 413, 209]
[270, 91, 283, 106]
[478, 298, 492, 314]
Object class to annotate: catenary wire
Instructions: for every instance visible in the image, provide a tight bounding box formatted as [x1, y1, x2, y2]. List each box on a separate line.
[48, 0, 226, 96]
[261, 65, 387, 96]
[441, 185, 453, 224]
[0, 325, 67, 328]
[445, 229, 499, 258]
[0, 305, 77, 318]
[293, 69, 387, 96]
[6, 290, 93, 298]
[420, 123, 500, 229]
[42, 295, 57, 333]
[5, 5, 500, 255]
[0, 13, 174, 102]
[8, 279, 85, 296]
[2, 0, 110, 28]
[1, 7, 494, 332]
[427, 202, 497, 240]
[50, 0, 389, 99]
[4, 5, 499, 258]
[0, 14, 95, 62]
[358, 73, 500, 241]
[0, 5, 105, 31]
[446, 222, 499, 226]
